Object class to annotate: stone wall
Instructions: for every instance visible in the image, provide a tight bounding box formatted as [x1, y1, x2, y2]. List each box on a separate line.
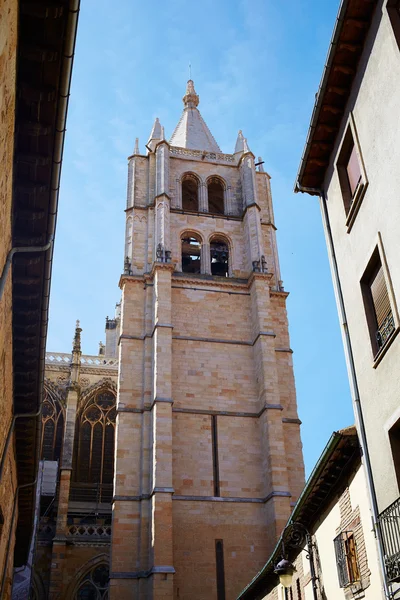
[0, 0, 18, 595]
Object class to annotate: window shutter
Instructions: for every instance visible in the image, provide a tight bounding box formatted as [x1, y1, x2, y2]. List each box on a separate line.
[334, 533, 349, 588]
[346, 144, 362, 196]
[370, 265, 391, 327]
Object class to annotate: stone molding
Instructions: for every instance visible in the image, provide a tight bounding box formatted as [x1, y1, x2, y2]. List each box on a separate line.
[113, 490, 291, 504]
[110, 565, 176, 580]
[117, 403, 283, 417]
[119, 330, 276, 347]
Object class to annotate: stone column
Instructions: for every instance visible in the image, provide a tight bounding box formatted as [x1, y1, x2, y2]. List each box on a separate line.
[199, 182, 207, 212]
[240, 152, 264, 271]
[48, 322, 81, 599]
[174, 178, 182, 210]
[150, 263, 175, 598]
[202, 241, 211, 275]
[249, 273, 293, 551]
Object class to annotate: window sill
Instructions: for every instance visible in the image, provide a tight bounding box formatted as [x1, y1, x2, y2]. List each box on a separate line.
[345, 180, 368, 233]
[373, 326, 400, 369]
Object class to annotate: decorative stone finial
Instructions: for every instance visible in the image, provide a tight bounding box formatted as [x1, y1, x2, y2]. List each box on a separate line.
[234, 130, 252, 154]
[243, 137, 251, 154]
[257, 156, 265, 172]
[183, 79, 199, 108]
[161, 126, 165, 141]
[234, 130, 245, 153]
[148, 117, 162, 142]
[134, 138, 140, 154]
[72, 320, 82, 354]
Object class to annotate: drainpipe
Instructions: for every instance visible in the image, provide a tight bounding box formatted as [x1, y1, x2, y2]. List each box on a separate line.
[295, 182, 392, 600]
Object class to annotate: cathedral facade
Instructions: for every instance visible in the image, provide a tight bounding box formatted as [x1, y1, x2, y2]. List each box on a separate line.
[34, 81, 304, 600]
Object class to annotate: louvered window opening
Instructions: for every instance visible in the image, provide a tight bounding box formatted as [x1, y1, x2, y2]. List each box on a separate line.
[334, 532, 360, 588]
[208, 179, 224, 215]
[41, 392, 64, 462]
[182, 176, 199, 212]
[370, 264, 394, 349]
[71, 392, 116, 504]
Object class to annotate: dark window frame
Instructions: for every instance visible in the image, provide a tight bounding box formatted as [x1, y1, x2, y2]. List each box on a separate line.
[207, 177, 225, 215]
[334, 531, 360, 588]
[210, 237, 230, 277]
[336, 115, 368, 231]
[181, 234, 202, 274]
[215, 539, 226, 600]
[182, 174, 200, 212]
[361, 246, 396, 358]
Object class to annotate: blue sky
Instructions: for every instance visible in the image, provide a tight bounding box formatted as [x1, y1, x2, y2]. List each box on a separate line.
[48, 0, 354, 476]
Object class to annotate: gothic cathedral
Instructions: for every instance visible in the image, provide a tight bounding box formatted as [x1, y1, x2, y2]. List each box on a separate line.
[34, 81, 304, 600]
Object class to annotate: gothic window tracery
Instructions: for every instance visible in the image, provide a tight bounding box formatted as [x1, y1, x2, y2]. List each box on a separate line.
[210, 237, 230, 277]
[207, 177, 225, 215]
[41, 388, 64, 462]
[73, 391, 116, 492]
[182, 173, 199, 212]
[75, 564, 109, 599]
[181, 233, 202, 273]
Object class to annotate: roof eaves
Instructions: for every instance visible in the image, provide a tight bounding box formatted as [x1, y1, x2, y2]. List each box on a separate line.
[237, 429, 354, 599]
[294, 0, 349, 194]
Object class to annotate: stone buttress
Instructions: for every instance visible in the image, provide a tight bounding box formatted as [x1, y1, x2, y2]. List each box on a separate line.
[110, 81, 304, 600]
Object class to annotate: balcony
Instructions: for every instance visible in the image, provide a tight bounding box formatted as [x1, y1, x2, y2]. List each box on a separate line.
[378, 496, 400, 583]
[377, 311, 395, 350]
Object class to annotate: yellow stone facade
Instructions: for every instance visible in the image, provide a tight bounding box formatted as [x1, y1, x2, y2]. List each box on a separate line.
[110, 81, 305, 599]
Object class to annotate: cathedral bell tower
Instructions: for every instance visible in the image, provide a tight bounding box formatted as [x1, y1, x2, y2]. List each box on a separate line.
[110, 80, 304, 600]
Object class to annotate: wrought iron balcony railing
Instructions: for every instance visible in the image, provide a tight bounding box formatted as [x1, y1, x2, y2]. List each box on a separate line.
[69, 482, 113, 505]
[378, 496, 400, 583]
[376, 311, 395, 349]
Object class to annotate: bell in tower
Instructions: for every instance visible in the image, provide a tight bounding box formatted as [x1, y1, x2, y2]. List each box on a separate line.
[111, 80, 304, 600]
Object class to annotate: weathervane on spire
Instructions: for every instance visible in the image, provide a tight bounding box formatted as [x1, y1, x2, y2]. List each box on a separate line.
[189, 62, 192, 80]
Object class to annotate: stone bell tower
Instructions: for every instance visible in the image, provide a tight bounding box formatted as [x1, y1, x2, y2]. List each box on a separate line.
[110, 80, 304, 600]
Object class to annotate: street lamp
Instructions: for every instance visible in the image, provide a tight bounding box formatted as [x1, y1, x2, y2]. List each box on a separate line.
[273, 521, 318, 600]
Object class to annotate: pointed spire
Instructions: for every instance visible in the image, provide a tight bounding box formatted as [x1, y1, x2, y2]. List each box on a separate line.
[161, 126, 166, 141]
[147, 117, 161, 150]
[72, 320, 82, 354]
[234, 130, 252, 155]
[133, 138, 140, 155]
[234, 130, 245, 153]
[170, 80, 221, 152]
[183, 79, 199, 108]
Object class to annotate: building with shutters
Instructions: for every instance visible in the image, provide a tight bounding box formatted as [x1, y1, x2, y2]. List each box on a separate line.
[294, 0, 400, 597]
[236, 427, 384, 600]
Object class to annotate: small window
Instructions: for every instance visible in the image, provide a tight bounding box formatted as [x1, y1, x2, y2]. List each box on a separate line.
[181, 235, 201, 274]
[296, 578, 302, 600]
[182, 175, 199, 212]
[336, 117, 367, 227]
[388, 0, 400, 51]
[208, 178, 225, 215]
[210, 238, 229, 277]
[389, 418, 400, 492]
[215, 540, 226, 600]
[361, 248, 395, 355]
[334, 531, 360, 588]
